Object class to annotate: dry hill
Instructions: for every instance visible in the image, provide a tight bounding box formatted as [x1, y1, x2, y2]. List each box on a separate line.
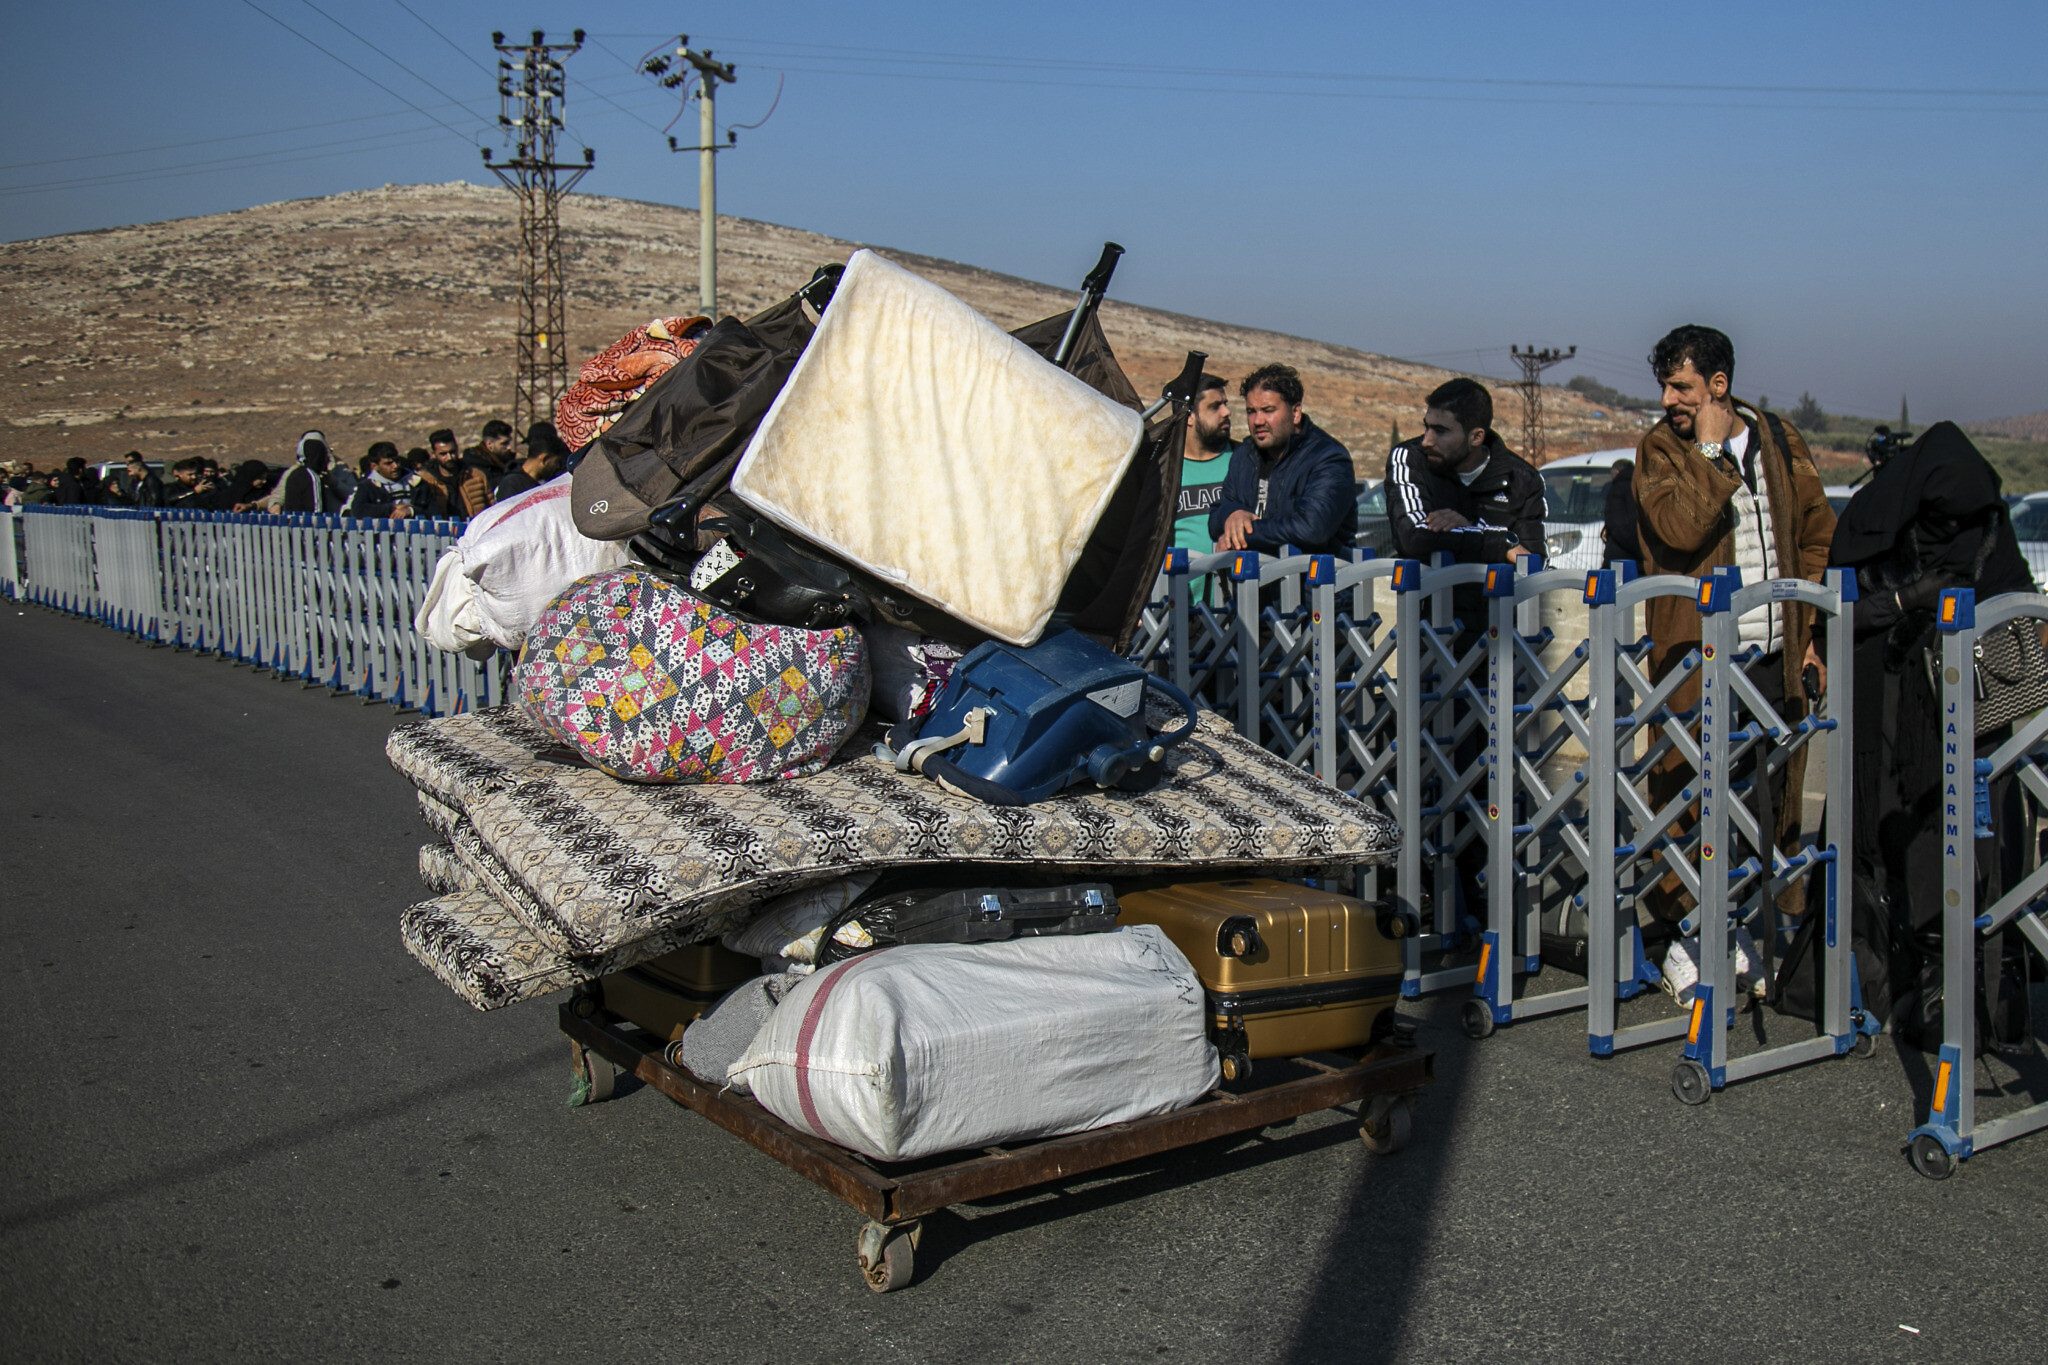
[0, 182, 1642, 474]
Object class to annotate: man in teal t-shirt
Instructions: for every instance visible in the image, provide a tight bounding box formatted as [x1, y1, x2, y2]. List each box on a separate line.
[1172, 374, 1232, 601]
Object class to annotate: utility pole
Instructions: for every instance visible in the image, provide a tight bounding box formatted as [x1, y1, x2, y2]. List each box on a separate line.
[646, 37, 737, 318]
[1509, 344, 1576, 464]
[482, 29, 593, 434]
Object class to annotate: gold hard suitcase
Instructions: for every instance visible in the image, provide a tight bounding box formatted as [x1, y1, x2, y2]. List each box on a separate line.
[1118, 878, 1402, 1080]
[595, 943, 762, 1042]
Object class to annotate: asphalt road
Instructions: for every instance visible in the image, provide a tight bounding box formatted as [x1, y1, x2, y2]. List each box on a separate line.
[3, 604, 2045, 1363]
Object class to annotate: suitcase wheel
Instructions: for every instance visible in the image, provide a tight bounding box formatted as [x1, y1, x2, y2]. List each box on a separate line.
[1218, 1050, 1254, 1084]
[857, 1219, 920, 1293]
[1359, 1095, 1412, 1155]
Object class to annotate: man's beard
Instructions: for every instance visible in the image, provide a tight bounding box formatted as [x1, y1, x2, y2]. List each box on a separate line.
[1195, 417, 1231, 453]
[1666, 406, 1696, 438]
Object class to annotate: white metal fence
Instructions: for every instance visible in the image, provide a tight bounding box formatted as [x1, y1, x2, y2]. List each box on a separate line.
[1, 505, 505, 716]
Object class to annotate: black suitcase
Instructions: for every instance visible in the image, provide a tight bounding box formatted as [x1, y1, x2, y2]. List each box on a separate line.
[814, 883, 1120, 966]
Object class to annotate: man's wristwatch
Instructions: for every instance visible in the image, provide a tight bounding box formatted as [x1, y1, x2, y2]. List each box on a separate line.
[1694, 440, 1726, 461]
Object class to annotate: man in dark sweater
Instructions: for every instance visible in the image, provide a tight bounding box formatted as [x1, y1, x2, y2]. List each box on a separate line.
[1207, 364, 1357, 558]
[1385, 378, 1546, 564]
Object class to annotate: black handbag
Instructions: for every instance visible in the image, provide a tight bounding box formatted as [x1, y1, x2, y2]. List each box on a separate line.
[1972, 617, 2048, 736]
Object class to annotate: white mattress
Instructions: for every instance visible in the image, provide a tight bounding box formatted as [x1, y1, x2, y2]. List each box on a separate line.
[730, 249, 1144, 645]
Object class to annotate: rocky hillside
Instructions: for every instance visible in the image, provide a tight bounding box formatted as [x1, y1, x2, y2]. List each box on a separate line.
[0, 182, 1641, 474]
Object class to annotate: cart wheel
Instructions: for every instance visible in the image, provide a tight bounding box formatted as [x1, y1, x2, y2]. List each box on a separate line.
[1462, 999, 1497, 1040]
[1359, 1096, 1412, 1155]
[1908, 1134, 1955, 1181]
[567, 1041, 615, 1107]
[1852, 1032, 1877, 1059]
[1670, 1059, 1712, 1107]
[856, 1220, 918, 1293]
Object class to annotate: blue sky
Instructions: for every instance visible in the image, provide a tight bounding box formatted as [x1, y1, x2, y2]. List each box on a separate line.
[6, 1, 2045, 422]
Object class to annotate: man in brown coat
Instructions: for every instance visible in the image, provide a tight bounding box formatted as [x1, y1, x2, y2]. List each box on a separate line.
[1631, 325, 1836, 992]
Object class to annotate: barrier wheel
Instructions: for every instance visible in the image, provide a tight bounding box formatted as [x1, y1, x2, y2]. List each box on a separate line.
[1359, 1097, 1412, 1155]
[1852, 1032, 1877, 1059]
[1909, 1134, 1955, 1181]
[1670, 1059, 1712, 1107]
[1461, 999, 1496, 1040]
[857, 1221, 917, 1293]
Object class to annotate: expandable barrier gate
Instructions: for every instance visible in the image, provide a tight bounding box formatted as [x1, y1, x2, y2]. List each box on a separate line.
[1, 506, 505, 717]
[1135, 553, 1895, 1102]
[1906, 588, 2048, 1177]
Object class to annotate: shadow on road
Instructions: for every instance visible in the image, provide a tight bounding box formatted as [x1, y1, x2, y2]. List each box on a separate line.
[0, 1044, 559, 1236]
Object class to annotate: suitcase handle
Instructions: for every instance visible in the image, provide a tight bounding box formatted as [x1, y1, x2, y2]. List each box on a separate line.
[1216, 915, 1264, 959]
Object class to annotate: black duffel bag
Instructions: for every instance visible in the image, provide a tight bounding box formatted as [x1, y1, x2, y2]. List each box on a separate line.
[571, 270, 835, 541]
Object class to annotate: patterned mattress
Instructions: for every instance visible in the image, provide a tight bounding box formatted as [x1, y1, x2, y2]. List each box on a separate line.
[392, 704, 1397, 1011]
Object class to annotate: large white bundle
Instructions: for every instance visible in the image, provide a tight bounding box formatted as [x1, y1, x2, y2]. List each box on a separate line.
[729, 926, 1217, 1161]
[730, 249, 1145, 646]
[414, 475, 631, 654]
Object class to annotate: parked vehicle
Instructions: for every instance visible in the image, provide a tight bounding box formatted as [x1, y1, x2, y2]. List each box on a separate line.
[2011, 491, 2048, 586]
[1354, 479, 1395, 557]
[1536, 448, 1633, 572]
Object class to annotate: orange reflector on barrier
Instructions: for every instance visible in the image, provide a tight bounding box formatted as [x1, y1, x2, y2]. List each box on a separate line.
[1687, 998, 1705, 1045]
[1934, 1060, 1952, 1114]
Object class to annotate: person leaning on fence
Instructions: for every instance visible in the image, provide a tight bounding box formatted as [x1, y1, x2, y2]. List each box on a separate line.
[344, 442, 421, 520]
[281, 431, 347, 515]
[414, 428, 480, 519]
[1384, 377, 1546, 564]
[1208, 363, 1357, 558]
[491, 422, 571, 503]
[111, 451, 165, 508]
[1169, 373, 1232, 597]
[1824, 421, 2040, 1048]
[55, 457, 103, 506]
[1631, 325, 1836, 995]
[165, 457, 227, 510]
[462, 421, 517, 506]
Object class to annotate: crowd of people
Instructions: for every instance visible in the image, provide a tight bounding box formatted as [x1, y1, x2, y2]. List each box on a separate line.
[0, 419, 573, 521]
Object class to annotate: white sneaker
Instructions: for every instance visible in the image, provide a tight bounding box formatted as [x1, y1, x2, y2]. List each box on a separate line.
[1660, 935, 1700, 1006]
[1735, 926, 1770, 999]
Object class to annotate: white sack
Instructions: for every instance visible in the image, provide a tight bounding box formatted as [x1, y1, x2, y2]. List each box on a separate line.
[412, 474, 632, 652]
[721, 872, 882, 966]
[730, 249, 1145, 647]
[729, 925, 1218, 1161]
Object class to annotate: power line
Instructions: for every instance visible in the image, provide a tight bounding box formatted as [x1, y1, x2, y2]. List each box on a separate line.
[388, 0, 495, 77]
[0, 129, 454, 199]
[292, 0, 491, 134]
[235, 0, 478, 144]
[589, 31, 2048, 105]
[0, 71, 651, 176]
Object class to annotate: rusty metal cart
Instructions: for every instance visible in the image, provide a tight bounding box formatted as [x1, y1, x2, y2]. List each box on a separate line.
[560, 1000, 1433, 1292]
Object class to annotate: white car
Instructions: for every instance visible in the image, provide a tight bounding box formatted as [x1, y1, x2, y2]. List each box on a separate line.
[2011, 492, 2048, 587]
[1537, 448, 1635, 573]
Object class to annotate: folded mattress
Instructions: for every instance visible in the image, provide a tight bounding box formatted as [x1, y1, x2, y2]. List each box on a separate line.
[388, 704, 1397, 991]
[729, 249, 1145, 646]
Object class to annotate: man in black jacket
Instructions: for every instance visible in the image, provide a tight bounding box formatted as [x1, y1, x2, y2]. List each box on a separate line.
[1385, 378, 1546, 564]
[1208, 364, 1356, 557]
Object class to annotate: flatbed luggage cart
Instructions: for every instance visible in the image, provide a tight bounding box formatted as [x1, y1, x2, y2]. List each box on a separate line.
[559, 1000, 1433, 1292]
[1908, 588, 2048, 1178]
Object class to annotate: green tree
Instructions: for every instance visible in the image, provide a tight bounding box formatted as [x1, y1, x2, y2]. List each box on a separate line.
[1791, 391, 1829, 433]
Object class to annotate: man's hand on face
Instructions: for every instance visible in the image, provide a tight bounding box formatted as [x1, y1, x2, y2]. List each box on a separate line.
[1216, 509, 1257, 552]
[1422, 508, 1472, 532]
[1692, 397, 1740, 448]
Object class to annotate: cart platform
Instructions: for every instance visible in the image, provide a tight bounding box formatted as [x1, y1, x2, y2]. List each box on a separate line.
[560, 1001, 1434, 1290]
